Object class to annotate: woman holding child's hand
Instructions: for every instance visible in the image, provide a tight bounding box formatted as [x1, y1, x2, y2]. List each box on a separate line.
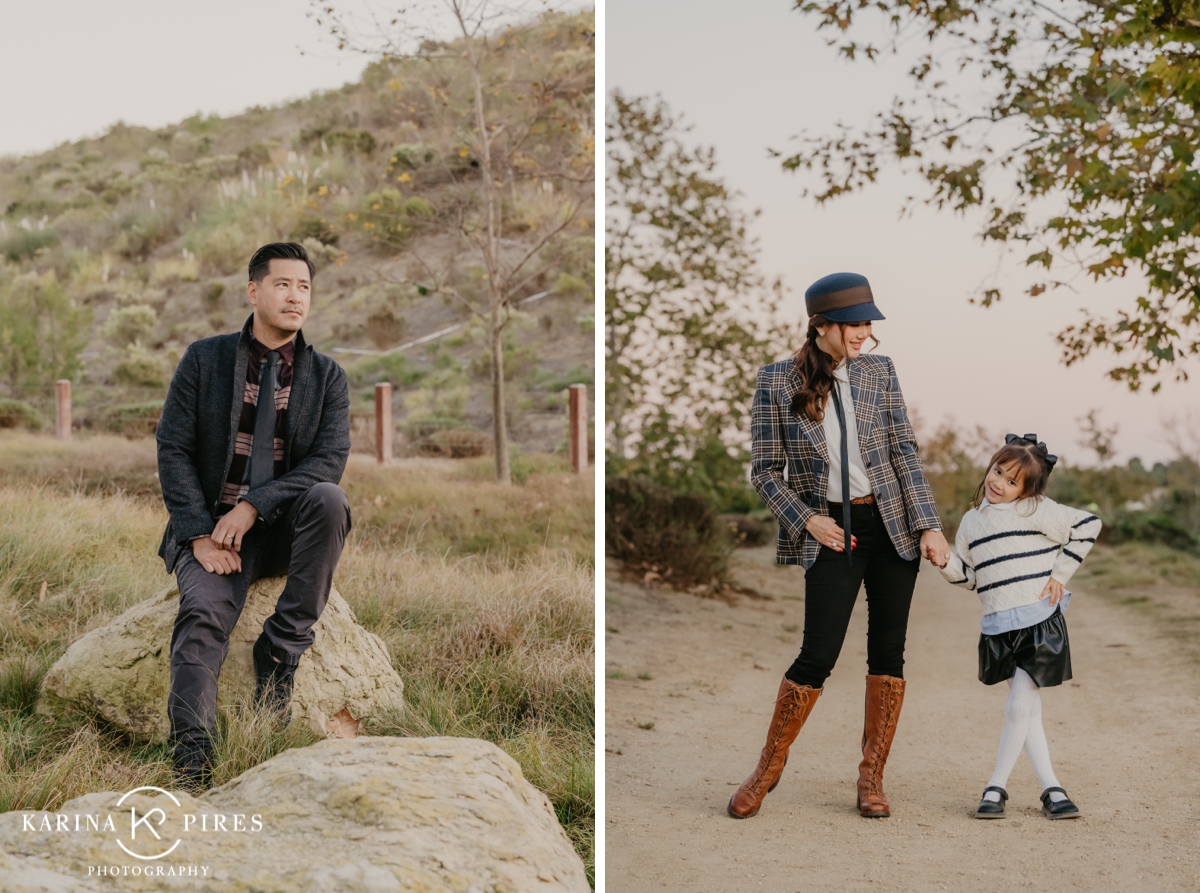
[727, 273, 946, 821]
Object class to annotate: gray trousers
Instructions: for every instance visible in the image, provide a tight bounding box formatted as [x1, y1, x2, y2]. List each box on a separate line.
[167, 482, 351, 757]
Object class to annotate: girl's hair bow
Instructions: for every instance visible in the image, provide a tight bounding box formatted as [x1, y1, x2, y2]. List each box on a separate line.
[1005, 432, 1059, 472]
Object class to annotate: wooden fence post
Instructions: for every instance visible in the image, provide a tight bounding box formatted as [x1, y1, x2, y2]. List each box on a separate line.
[568, 384, 588, 474]
[55, 380, 72, 442]
[375, 382, 392, 465]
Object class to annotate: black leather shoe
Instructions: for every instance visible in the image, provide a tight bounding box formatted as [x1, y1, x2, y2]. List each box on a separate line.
[1041, 786, 1081, 819]
[172, 740, 213, 793]
[974, 785, 1008, 818]
[253, 633, 296, 720]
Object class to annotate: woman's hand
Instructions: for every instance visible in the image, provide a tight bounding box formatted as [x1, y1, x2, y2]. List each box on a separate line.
[805, 515, 857, 552]
[920, 530, 950, 567]
[1039, 577, 1065, 606]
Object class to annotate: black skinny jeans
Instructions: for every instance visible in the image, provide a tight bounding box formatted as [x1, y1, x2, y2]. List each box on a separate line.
[785, 502, 921, 688]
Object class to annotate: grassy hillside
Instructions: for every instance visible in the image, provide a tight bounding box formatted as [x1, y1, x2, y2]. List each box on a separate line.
[0, 10, 595, 456]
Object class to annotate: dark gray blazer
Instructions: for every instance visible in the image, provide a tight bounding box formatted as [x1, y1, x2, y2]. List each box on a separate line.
[156, 314, 351, 573]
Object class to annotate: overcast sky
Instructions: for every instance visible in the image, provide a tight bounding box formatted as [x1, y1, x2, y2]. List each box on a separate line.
[0, 1, 367, 158]
[608, 0, 1198, 465]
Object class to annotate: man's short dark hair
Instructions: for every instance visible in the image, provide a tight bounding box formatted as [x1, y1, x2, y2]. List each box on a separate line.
[248, 242, 316, 284]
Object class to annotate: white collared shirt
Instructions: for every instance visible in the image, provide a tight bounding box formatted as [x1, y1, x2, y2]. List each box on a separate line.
[823, 361, 872, 502]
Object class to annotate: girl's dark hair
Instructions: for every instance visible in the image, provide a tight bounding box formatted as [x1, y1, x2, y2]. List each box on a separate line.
[789, 314, 880, 422]
[248, 242, 315, 284]
[972, 441, 1054, 508]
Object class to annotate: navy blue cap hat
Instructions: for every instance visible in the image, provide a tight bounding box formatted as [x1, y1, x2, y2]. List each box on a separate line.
[804, 272, 885, 323]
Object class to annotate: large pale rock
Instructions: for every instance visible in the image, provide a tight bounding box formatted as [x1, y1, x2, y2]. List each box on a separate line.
[0, 737, 590, 892]
[37, 578, 403, 742]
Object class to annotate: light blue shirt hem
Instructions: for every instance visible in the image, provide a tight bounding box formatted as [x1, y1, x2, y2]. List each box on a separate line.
[981, 591, 1071, 636]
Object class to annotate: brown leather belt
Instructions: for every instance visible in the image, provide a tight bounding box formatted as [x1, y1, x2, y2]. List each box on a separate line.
[828, 495, 876, 506]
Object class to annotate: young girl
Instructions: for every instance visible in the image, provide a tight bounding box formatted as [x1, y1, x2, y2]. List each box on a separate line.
[934, 433, 1102, 819]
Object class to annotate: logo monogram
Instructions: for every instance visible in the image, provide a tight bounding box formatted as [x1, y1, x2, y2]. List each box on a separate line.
[115, 787, 182, 861]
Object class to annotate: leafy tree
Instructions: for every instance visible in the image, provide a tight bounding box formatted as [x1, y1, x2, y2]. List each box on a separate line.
[0, 272, 91, 395]
[783, 0, 1200, 390]
[311, 2, 595, 483]
[606, 92, 797, 495]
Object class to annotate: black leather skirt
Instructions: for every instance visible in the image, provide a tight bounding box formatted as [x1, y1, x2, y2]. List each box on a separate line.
[978, 606, 1072, 688]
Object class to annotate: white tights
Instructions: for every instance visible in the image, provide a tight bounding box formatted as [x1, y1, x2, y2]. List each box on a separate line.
[982, 668, 1066, 802]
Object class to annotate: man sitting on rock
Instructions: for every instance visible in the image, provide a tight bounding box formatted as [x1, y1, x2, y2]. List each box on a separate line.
[156, 241, 351, 788]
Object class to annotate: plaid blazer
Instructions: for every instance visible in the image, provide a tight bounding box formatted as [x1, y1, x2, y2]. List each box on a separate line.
[750, 354, 941, 568]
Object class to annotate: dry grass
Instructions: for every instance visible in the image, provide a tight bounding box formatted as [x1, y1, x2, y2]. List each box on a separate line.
[1074, 542, 1200, 667]
[0, 432, 595, 882]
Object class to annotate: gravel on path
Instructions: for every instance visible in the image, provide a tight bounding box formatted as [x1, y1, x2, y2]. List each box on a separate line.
[604, 551, 1200, 892]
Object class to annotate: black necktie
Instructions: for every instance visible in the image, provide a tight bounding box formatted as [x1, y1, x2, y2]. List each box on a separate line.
[250, 351, 279, 491]
[830, 382, 853, 566]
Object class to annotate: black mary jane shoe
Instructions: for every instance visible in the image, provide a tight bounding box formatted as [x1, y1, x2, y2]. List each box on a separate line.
[1040, 786, 1081, 819]
[974, 785, 1008, 819]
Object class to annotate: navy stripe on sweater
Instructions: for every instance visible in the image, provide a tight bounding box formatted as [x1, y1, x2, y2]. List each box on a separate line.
[1062, 548, 1084, 563]
[974, 544, 1060, 572]
[1072, 515, 1100, 529]
[977, 569, 1053, 594]
[968, 529, 1044, 550]
[1070, 537, 1096, 544]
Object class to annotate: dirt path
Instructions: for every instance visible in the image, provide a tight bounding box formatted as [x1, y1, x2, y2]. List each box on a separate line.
[604, 549, 1200, 892]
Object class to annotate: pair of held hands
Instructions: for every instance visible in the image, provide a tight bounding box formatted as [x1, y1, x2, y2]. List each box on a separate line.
[804, 515, 1066, 606]
[191, 501, 260, 575]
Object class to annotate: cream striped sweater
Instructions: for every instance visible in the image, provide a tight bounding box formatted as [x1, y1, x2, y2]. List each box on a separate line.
[939, 496, 1102, 616]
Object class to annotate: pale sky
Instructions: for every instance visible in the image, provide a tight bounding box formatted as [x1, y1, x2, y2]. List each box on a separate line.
[0, 1, 368, 158]
[608, 0, 1198, 465]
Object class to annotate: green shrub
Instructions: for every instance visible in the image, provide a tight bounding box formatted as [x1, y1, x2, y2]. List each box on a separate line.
[291, 215, 339, 246]
[112, 346, 164, 387]
[95, 400, 164, 436]
[100, 305, 156, 347]
[324, 130, 376, 155]
[347, 353, 426, 387]
[1, 227, 59, 262]
[0, 400, 44, 430]
[388, 143, 437, 169]
[204, 281, 226, 308]
[193, 222, 250, 274]
[605, 476, 732, 588]
[1107, 512, 1200, 554]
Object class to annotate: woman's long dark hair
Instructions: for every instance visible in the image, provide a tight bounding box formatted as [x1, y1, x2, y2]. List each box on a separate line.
[789, 315, 880, 422]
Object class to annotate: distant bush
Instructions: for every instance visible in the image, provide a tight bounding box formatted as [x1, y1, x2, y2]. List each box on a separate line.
[149, 256, 199, 286]
[112, 210, 172, 260]
[360, 189, 435, 240]
[1107, 512, 1200, 554]
[193, 222, 251, 275]
[237, 142, 273, 168]
[388, 143, 437, 169]
[0, 400, 44, 430]
[325, 130, 377, 156]
[346, 352, 425, 387]
[1, 227, 59, 262]
[291, 216, 339, 246]
[204, 281, 226, 308]
[719, 513, 776, 548]
[112, 345, 164, 387]
[100, 305, 157, 347]
[95, 400, 164, 437]
[606, 476, 732, 588]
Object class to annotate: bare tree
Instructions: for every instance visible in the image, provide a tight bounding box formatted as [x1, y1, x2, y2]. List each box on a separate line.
[312, 1, 595, 482]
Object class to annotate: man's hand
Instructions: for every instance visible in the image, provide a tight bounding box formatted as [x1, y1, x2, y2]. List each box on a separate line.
[192, 537, 242, 575]
[1039, 577, 1065, 606]
[921, 529, 950, 567]
[211, 501, 259, 553]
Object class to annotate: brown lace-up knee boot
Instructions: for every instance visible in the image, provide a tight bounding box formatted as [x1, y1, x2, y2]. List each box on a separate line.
[727, 678, 821, 819]
[857, 674, 905, 817]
